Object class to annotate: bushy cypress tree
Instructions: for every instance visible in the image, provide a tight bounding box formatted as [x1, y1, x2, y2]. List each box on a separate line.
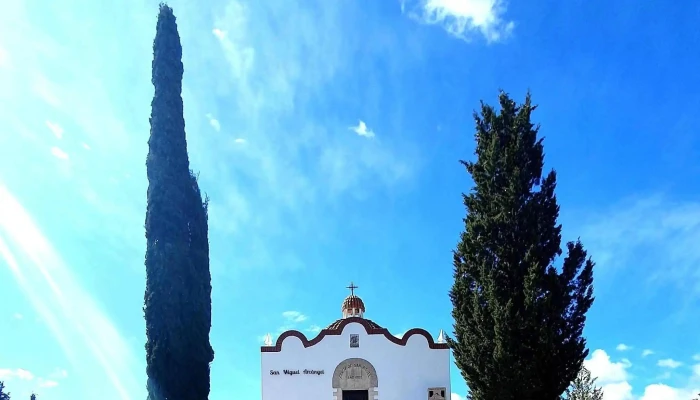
[144, 3, 214, 400]
[448, 91, 595, 400]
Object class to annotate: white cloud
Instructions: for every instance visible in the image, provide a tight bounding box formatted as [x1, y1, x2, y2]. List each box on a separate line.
[0, 368, 65, 396]
[655, 371, 672, 380]
[451, 393, 464, 400]
[13, 312, 23, 319]
[200, 0, 414, 273]
[658, 358, 683, 369]
[617, 343, 632, 351]
[45, 121, 64, 139]
[81, 142, 90, 150]
[50, 146, 69, 160]
[642, 349, 655, 357]
[205, 113, 221, 132]
[639, 383, 697, 400]
[579, 196, 700, 297]
[403, 0, 515, 42]
[349, 120, 375, 139]
[39, 379, 58, 388]
[15, 369, 33, 380]
[0, 368, 34, 381]
[600, 381, 634, 400]
[49, 368, 68, 379]
[585, 349, 631, 385]
[212, 28, 226, 40]
[261, 312, 321, 341]
[584, 350, 634, 400]
[584, 348, 700, 400]
[282, 310, 308, 323]
[693, 354, 700, 361]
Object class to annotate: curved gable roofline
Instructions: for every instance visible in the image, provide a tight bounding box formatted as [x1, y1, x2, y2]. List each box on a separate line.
[260, 316, 449, 352]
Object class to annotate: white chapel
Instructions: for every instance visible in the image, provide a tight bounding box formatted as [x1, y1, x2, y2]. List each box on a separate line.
[260, 283, 451, 400]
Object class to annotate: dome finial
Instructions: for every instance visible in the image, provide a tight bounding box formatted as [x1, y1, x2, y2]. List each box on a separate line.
[346, 281, 358, 296]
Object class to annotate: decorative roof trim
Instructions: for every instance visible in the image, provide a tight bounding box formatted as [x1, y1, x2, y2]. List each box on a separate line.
[260, 317, 449, 352]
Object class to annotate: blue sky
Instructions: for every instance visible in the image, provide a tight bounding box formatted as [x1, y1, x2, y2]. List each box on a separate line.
[1, 0, 699, 399]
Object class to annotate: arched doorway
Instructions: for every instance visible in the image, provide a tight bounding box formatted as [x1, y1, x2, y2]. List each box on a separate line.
[332, 358, 379, 400]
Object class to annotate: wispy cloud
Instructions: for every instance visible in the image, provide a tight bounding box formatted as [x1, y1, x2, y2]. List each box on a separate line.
[643, 349, 655, 357]
[402, 0, 515, 42]
[577, 195, 700, 322]
[49, 368, 68, 380]
[260, 311, 325, 342]
[282, 310, 308, 323]
[45, 121, 64, 139]
[191, 0, 415, 273]
[0, 369, 35, 381]
[350, 120, 375, 139]
[658, 358, 683, 369]
[616, 343, 632, 351]
[38, 379, 58, 388]
[0, 367, 64, 394]
[50, 146, 69, 160]
[655, 371, 672, 380]
[205, 113, 221, 132]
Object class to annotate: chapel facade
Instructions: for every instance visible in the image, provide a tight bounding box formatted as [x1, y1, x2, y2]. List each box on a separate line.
[260, 283, 451, 400]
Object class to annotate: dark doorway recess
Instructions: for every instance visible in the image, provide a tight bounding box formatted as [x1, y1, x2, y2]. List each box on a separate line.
[342, 390, 368, 400]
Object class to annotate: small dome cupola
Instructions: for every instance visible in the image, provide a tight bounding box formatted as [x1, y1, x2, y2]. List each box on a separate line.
[341, 282, 365, 319]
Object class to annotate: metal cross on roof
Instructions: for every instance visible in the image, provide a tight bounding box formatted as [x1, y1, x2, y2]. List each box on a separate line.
[346, 282, 358, 296]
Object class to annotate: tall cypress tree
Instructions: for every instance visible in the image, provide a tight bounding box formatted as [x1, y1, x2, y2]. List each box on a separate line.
[448, 91, 595, 400]
[0, 381, 10, 400]
[144, 4, 214, 400]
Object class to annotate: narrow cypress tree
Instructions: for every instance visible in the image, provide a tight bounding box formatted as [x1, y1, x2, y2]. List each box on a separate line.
[144, 4, 214, 400]
[30, 393, 36, 400]
[448, 91, 595, 400]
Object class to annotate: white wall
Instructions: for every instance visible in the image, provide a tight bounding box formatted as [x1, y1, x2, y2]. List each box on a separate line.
[261, 321, 451, 400]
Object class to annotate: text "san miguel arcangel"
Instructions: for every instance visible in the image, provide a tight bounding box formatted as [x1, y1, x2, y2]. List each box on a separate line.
[269, 369, 325, 376]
